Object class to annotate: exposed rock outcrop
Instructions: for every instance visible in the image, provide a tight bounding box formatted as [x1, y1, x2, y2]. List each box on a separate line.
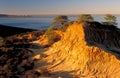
[37, 22, 120, 78]
[0, 30, 45, 78]
[84, 22, 120, 59]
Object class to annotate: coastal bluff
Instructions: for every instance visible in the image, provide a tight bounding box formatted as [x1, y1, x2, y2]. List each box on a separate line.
[36, 22, 120, 78]
[84, 22, 120, 59]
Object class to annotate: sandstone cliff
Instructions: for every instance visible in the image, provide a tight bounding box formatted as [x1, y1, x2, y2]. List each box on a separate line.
[84, 22, 120, 59]
[36, 22, 120, 78]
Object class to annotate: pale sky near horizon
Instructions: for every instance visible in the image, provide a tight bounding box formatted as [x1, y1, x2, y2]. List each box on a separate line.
[0, 0, 120, 15]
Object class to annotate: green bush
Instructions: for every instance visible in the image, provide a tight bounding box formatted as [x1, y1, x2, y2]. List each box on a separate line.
[53, 15, 69, 27]
[0, 37, 4, 44]
[104, 14, 117, 25]
[45, 26, 56, 45]
[78, 14, 94, 22]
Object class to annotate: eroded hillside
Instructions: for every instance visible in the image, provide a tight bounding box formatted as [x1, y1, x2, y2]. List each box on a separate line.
[35, 22, 120, 78]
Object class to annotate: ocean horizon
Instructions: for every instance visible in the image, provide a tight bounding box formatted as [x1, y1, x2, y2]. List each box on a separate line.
[0, 14, 120, 30]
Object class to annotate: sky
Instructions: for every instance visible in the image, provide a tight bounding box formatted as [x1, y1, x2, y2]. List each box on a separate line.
[0, 0, 120, 15]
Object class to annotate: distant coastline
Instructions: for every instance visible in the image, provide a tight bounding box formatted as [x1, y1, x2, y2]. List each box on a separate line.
[0, 14, 32, 18]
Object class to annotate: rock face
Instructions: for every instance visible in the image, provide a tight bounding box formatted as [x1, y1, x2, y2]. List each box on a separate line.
[39, 22, 120, 78]
[84, 22, 120, 59]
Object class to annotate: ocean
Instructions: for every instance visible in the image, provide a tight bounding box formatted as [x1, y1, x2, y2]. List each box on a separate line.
[0, 15, 120, 30]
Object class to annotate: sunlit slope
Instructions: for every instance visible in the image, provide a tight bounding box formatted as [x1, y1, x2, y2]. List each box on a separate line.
[40, 22, 120, 78]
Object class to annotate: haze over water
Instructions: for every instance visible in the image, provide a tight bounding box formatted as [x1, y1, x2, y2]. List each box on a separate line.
[0, 15, 120, 29]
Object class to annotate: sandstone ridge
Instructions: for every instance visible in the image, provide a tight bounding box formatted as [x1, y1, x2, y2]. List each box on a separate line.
[38, 22, 120, 78]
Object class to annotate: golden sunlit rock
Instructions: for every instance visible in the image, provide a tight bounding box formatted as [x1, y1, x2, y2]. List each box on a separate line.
[36, 22, 120, 78]
[32, 54, 41, 60]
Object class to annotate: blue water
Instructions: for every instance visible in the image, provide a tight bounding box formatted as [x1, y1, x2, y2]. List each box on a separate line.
[0, 15, 120, 30]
